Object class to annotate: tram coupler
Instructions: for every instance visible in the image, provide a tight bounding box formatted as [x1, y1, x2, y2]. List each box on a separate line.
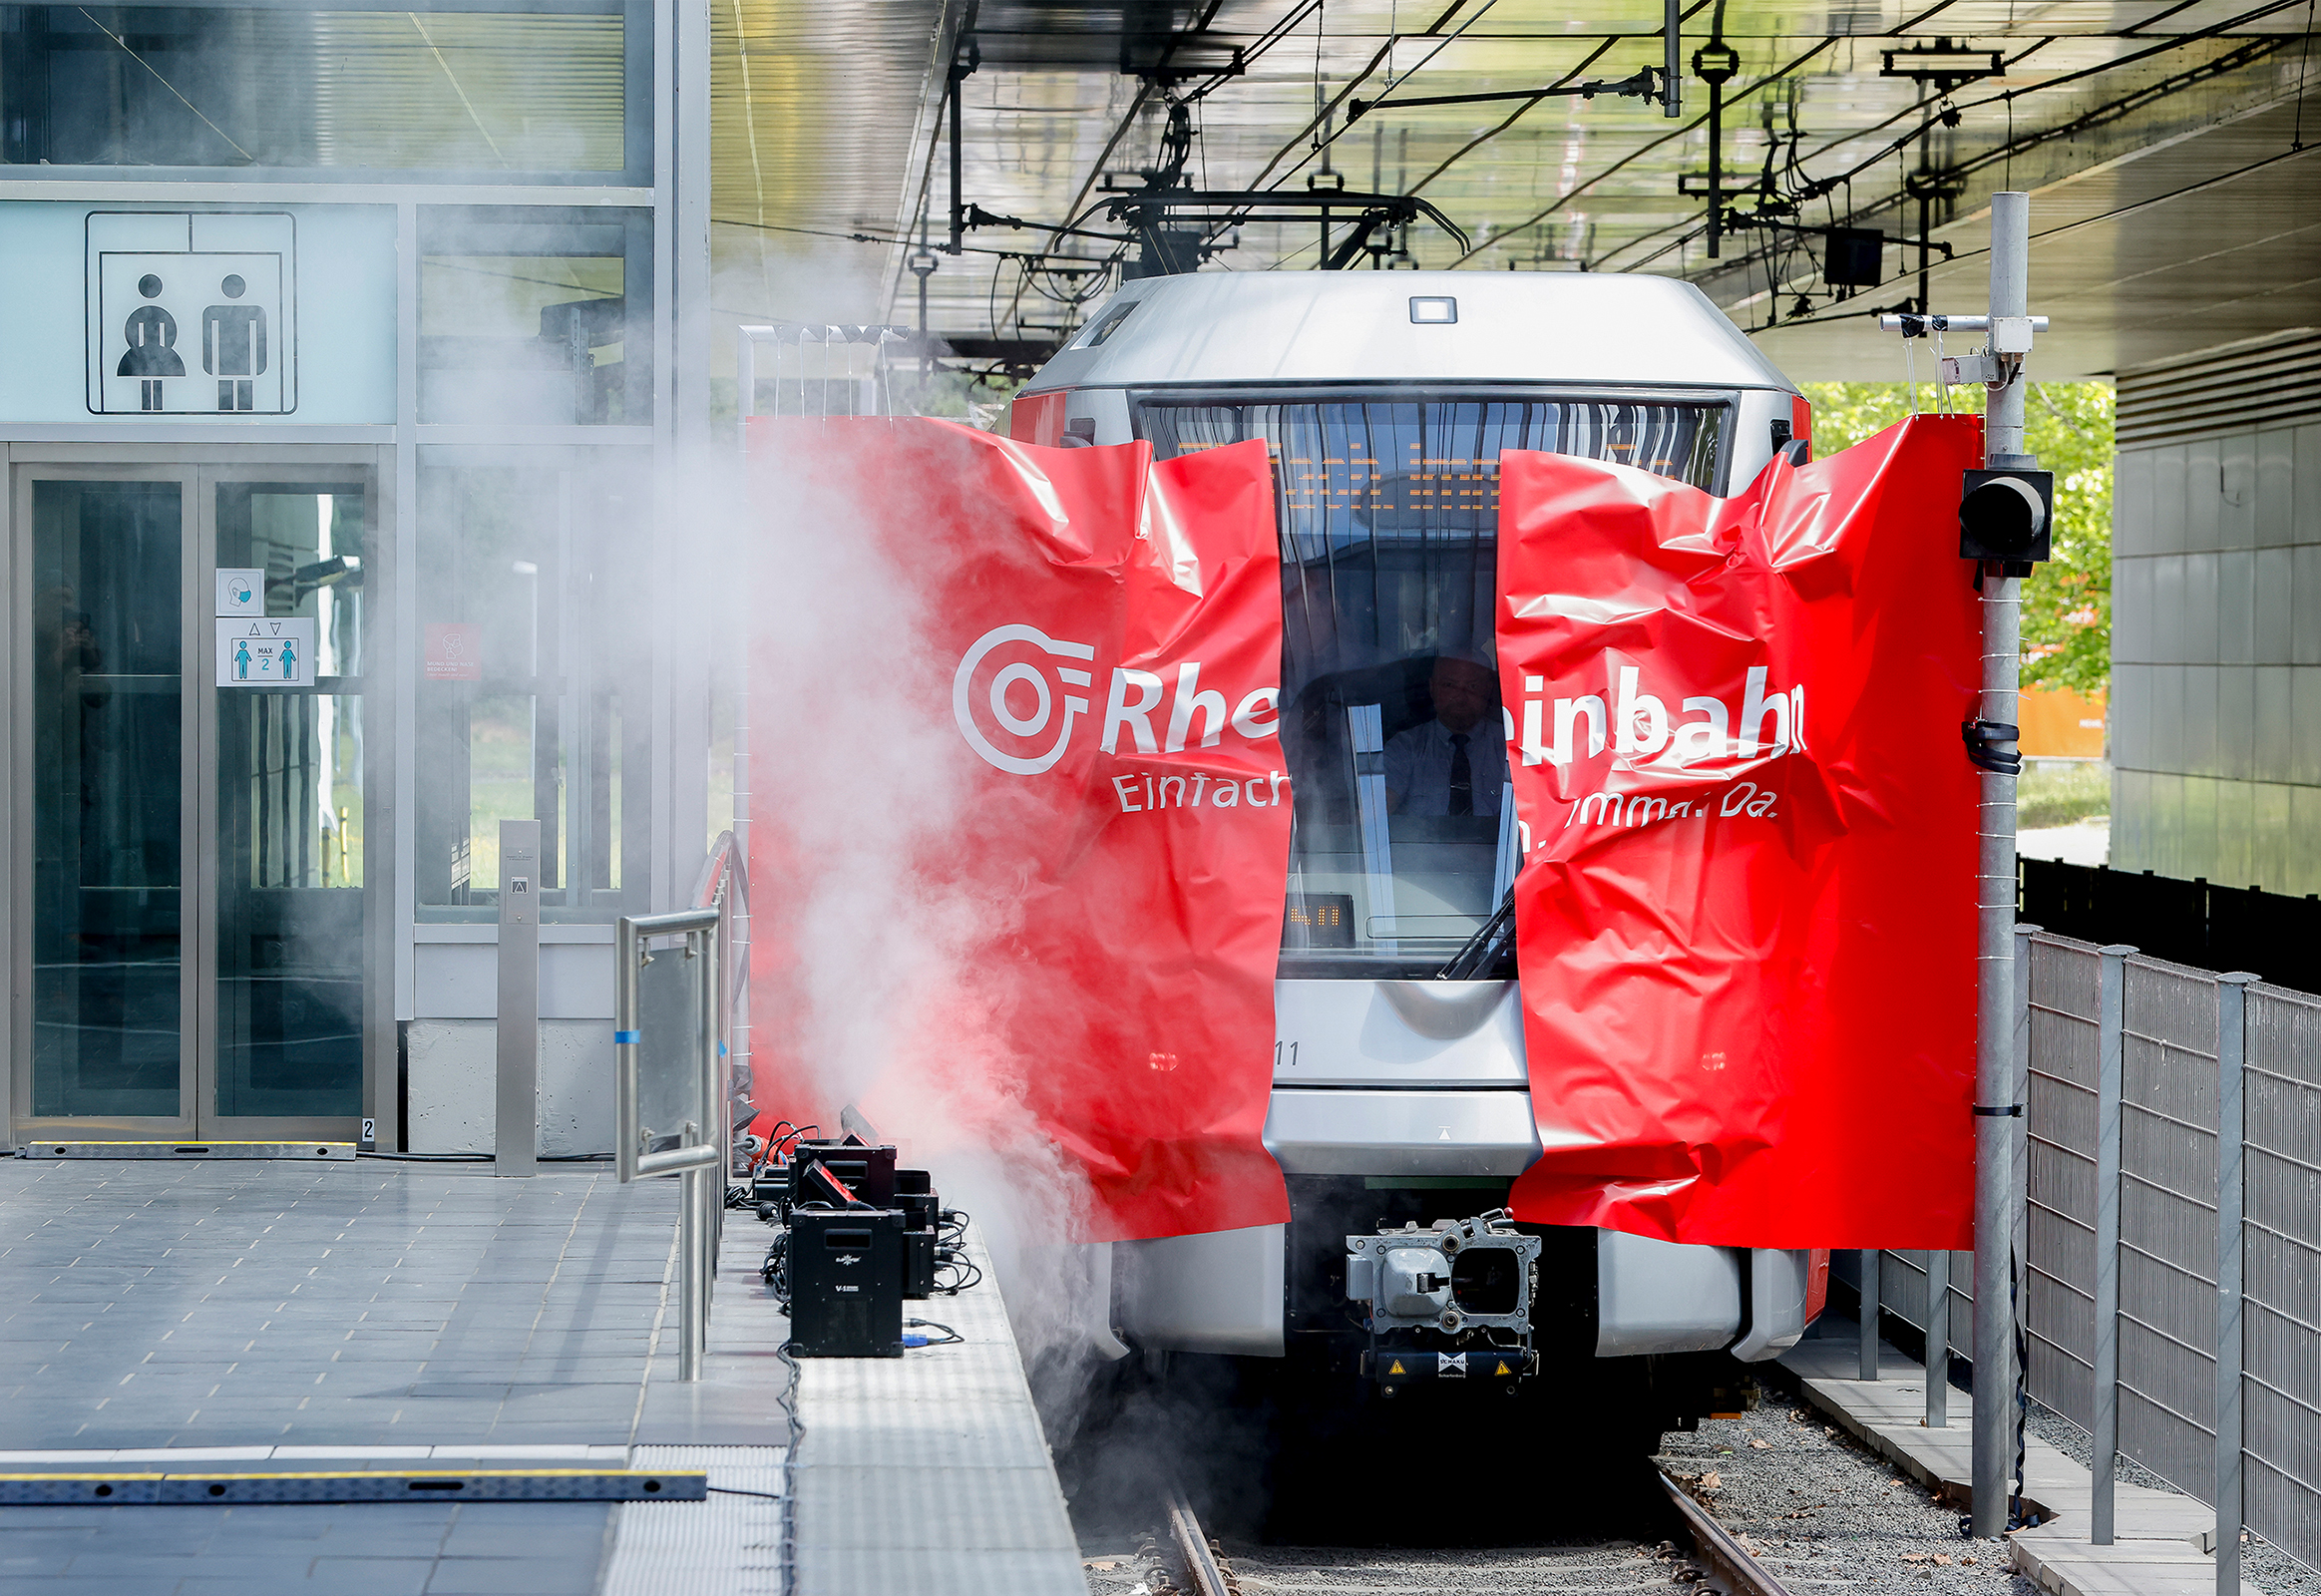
[1347, 1209, 1541, 1386]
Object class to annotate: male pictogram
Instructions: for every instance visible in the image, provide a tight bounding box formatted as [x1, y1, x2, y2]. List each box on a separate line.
[119, 273, 184, 411]
[202, 273, 267, 412]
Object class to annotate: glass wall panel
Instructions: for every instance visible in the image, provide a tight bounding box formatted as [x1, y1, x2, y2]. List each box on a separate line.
[30, 479, 182, 1118]
[420, 207, 651, 426]
[213, 482, 364, 1118]
[414, 450, 648, 922]
[0, 5, 626, 172]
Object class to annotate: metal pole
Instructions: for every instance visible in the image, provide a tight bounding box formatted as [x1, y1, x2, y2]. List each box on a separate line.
[2091, 943, 2134, 1545]
[1969, 189, 2032, 1539]
[496, 819, 542, 1178]
[1663, 0, 1682, 117]
[1926, 1250, 1950, 1427]
[2216, 973, 2255, 1595]
[1860, 1250, 1882, 1380]
[948, 70, 965, 254]
[679, 1162, 701, 1381]
[705, 917, 725, 1310]
[1706, 84, 1722, 258]
[738, 328, 757, 434]
[615, 919, 641, 1184]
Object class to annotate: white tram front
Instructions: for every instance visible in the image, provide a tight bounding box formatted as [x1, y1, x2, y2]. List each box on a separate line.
[1010, 271, 1827, 1440]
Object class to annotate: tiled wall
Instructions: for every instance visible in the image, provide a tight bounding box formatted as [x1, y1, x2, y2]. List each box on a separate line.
[2111, 422, 2321, 893]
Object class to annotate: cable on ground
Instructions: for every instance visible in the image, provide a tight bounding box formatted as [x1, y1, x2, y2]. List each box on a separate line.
[773, 1339, 803, 1595]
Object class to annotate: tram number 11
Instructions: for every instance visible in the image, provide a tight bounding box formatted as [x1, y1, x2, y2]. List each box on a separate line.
[1274, 1040, 1300, 1069]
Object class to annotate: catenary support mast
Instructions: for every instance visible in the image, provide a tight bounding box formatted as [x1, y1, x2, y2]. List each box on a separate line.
[1970, 190, 2031, 1540]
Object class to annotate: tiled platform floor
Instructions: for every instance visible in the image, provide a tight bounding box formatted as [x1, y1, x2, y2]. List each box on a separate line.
[0, 1159, 680, 1450]
[0, 1157, 742, 1592]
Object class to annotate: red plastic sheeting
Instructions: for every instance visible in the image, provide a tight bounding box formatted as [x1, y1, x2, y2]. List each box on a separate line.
[745, 418, 1291, 1243]
[1497, 415, 1983, 1250]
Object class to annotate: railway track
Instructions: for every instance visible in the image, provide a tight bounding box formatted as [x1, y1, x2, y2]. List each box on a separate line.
[1103, 1467, 1794, 1596]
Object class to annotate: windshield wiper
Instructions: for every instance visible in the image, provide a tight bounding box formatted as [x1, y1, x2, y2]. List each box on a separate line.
[1436, 886, 1518, 981]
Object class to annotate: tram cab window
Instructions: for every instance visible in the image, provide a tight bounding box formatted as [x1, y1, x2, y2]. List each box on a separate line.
[1140, 396, 1725, 977]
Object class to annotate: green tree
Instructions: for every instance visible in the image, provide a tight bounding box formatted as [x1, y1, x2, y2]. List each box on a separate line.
[1800, 380, 2114, 694]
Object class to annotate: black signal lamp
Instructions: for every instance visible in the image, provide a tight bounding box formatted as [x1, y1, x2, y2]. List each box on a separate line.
[1960, 468, 2053, 568]
[1823, 227, 1884, 288]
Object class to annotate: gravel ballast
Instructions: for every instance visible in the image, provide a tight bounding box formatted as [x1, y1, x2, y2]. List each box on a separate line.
[1656, 1378, 2036, 1594]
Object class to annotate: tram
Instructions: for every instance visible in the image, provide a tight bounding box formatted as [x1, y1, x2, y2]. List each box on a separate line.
[1008, 271, 1828, 1442]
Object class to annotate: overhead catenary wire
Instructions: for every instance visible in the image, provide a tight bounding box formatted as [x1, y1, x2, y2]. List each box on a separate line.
[1587, 0, 2306, 291]
[1446, 35, 1842, 266]
[1405, 36, 1623, 197]
[1745, 140, 2321, 332]
[1610, 27, 2307, 312]
[981, 0, 1351, 337]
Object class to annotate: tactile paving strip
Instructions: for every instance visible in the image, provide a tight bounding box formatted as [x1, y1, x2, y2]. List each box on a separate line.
[0, 1469, 705, 1505]
[15, 1140, 355, 1159]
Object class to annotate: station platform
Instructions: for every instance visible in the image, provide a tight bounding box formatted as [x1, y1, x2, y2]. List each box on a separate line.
[0, 1156, 1079, 1594]
[1783, 1317, 2264, 1596]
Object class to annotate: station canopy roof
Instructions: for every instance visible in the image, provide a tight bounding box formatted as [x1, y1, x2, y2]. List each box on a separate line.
[708, 0, 2320, 383]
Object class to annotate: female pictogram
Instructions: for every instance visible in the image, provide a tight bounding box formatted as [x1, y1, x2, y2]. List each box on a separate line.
[118, 273, 185, 411]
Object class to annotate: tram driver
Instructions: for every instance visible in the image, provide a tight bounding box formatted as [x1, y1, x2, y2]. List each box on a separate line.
[1383, 652, 1506, 818]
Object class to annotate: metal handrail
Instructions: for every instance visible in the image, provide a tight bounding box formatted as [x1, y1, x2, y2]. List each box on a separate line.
[615, 904, 724, 1382]
[691, 831, 751, 1163]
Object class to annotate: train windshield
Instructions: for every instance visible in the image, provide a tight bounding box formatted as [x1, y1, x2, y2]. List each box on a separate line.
[1139, 395, 1726, 977]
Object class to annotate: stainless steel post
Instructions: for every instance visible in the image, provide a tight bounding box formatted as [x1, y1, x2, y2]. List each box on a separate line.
[496, 819, 542, 1178]
[702, 919, 724, 1322]
[679, 1160, 701, 1382]
[1860, 1250, 1882, 1380]
[2216, 973, 2255, 1595]
[2092, 943, 2133, 1545]
[1926, 1250, 1950, 1428]
[1970, 189, 2032, 1539]
[616, 917, 641, 1183]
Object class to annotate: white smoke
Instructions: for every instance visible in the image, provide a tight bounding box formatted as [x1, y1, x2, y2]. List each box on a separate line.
[732, 397, 1119, 1415]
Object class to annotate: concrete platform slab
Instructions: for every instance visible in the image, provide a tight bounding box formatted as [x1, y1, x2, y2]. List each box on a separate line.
[1782, 1319, 2263, 1596]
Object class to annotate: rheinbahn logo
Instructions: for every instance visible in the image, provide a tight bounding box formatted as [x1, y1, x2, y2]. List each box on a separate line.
[953, 622, 1280, 780]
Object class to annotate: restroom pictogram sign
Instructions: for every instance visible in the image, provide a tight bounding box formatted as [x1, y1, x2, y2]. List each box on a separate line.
[88, 211, 296, 416]
[215, 617, 319, 686]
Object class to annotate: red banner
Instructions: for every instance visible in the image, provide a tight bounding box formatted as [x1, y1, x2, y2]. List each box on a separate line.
[1497, 415, 1983, 1250]
[746, 419, 1292, 1243]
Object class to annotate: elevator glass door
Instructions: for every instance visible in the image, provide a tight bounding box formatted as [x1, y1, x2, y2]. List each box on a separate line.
[14, 462, 371, 1142]
[206, 477, 368, 1127]
[26, 475, 193, 1127]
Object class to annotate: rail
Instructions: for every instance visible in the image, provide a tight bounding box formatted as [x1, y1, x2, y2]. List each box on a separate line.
[614, 844, 742, 1383]
[1152, 1471, 1793, 1596]
[1657, 1466, 1797, 1596]
[690, 828, 752, 1157]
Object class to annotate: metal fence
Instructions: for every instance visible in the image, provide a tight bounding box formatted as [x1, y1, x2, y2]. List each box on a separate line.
[1855, 931, 2321, 1575]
